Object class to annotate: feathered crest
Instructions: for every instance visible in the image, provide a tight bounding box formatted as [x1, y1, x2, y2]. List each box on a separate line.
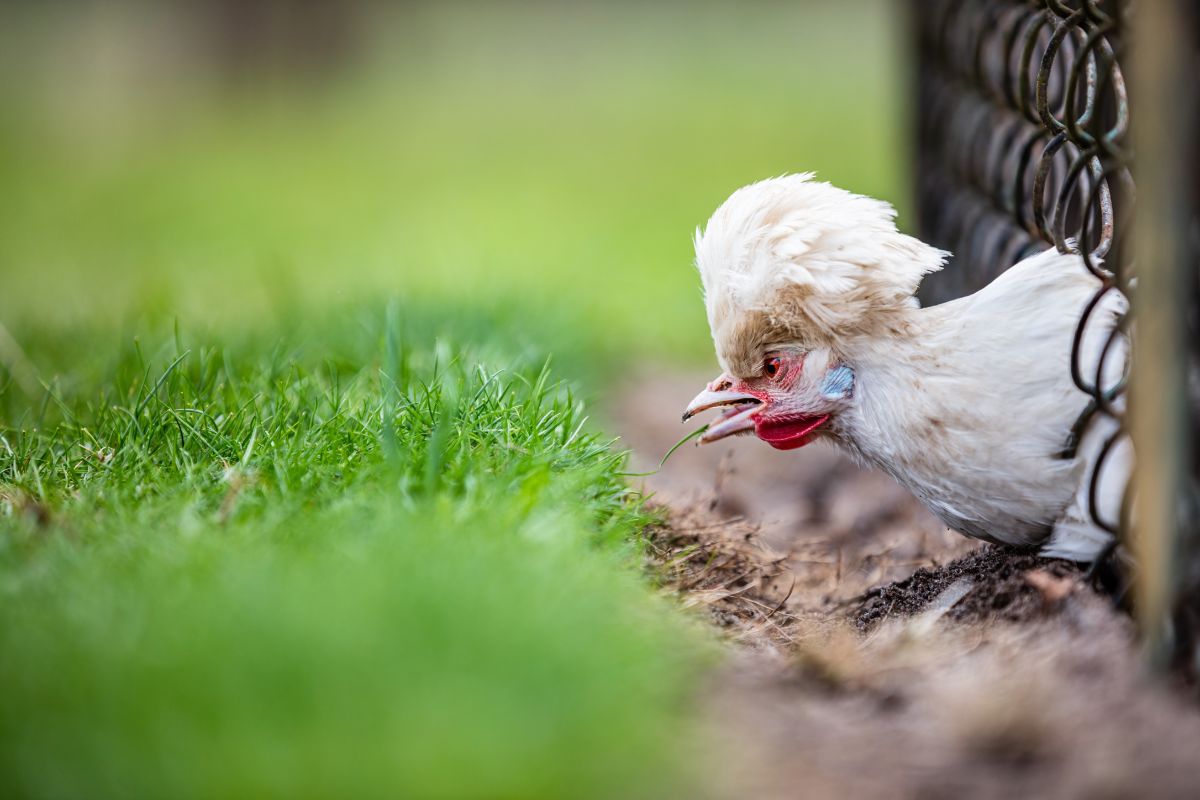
[694, 174, 949, 376]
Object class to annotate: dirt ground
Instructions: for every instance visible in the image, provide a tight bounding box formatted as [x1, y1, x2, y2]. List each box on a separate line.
[612, 370, 1200, 800]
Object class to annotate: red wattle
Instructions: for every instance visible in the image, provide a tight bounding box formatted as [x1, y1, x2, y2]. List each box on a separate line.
[754, 414, 830, 451]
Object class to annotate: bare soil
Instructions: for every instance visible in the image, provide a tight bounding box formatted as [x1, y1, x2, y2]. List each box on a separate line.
[613, 370, 1200, 800]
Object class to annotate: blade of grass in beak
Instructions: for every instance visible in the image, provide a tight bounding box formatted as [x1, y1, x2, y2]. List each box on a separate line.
[659, 424, 709, 467]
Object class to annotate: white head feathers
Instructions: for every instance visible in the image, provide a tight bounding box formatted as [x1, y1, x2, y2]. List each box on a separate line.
[694, 174, 949, 376]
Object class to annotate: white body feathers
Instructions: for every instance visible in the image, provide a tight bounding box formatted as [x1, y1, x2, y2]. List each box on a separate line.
[832, 248, 1125, 557]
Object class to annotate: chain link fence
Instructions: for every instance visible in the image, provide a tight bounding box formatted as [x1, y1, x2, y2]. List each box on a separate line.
[912, 0, 1199, 677]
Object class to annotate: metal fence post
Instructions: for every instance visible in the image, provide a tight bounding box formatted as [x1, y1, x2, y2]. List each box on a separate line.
[1130, 0, 1200, 679]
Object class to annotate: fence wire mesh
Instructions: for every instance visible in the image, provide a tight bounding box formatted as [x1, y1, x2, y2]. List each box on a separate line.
[914, 0, 1132, 540]
[914, 0, 1200, 676]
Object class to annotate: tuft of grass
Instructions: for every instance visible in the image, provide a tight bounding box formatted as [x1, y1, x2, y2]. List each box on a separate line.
[0, 314, 710, 799]
[2, 316, 626, 524]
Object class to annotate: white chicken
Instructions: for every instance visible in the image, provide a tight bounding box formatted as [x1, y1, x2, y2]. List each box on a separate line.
[682, 174, 1128, 561]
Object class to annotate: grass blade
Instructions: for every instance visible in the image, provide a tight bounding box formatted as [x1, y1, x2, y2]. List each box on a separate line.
[659, 424, 708, 467]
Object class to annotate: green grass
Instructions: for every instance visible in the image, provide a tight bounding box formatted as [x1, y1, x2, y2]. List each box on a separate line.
[0, 2, 902, 796]
[1, 313, 708, 798]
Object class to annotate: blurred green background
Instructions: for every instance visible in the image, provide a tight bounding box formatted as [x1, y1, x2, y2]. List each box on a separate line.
[0, 2, 904, 798]
[0, 0, 905, 365]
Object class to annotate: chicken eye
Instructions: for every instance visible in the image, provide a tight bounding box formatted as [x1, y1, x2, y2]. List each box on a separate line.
[764, 356, 781, 379]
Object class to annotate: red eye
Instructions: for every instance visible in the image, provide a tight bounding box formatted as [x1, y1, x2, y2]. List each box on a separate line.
[764, 356, 781, 379]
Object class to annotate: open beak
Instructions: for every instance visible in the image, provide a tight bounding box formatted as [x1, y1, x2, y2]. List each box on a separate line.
[682, 386, 762, 444]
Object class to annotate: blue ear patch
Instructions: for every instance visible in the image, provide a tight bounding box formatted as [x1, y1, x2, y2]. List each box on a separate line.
[819, 365, 855, 400]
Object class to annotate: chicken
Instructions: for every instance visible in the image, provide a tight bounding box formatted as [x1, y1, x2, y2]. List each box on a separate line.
[682, 174, 1127, 561]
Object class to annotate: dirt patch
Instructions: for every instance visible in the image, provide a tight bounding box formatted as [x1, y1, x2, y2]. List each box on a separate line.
[614, 371, 1200, 800]
[703, 603, 1200, 800]
[853, 547, 1088, 630]
[646, 506, 799, 650]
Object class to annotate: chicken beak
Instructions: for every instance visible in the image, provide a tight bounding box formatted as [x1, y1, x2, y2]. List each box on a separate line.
[682, 382, 763, 445]
[681, 389, 760, 422]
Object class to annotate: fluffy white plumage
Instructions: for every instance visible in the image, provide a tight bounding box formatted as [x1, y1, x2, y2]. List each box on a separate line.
[695, 173, 948, 376]
[690, 174, 1126, 560]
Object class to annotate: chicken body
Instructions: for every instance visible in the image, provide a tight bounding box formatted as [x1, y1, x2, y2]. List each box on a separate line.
[828, 248, 1124, 557]
[685, 175, 1125, 561]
